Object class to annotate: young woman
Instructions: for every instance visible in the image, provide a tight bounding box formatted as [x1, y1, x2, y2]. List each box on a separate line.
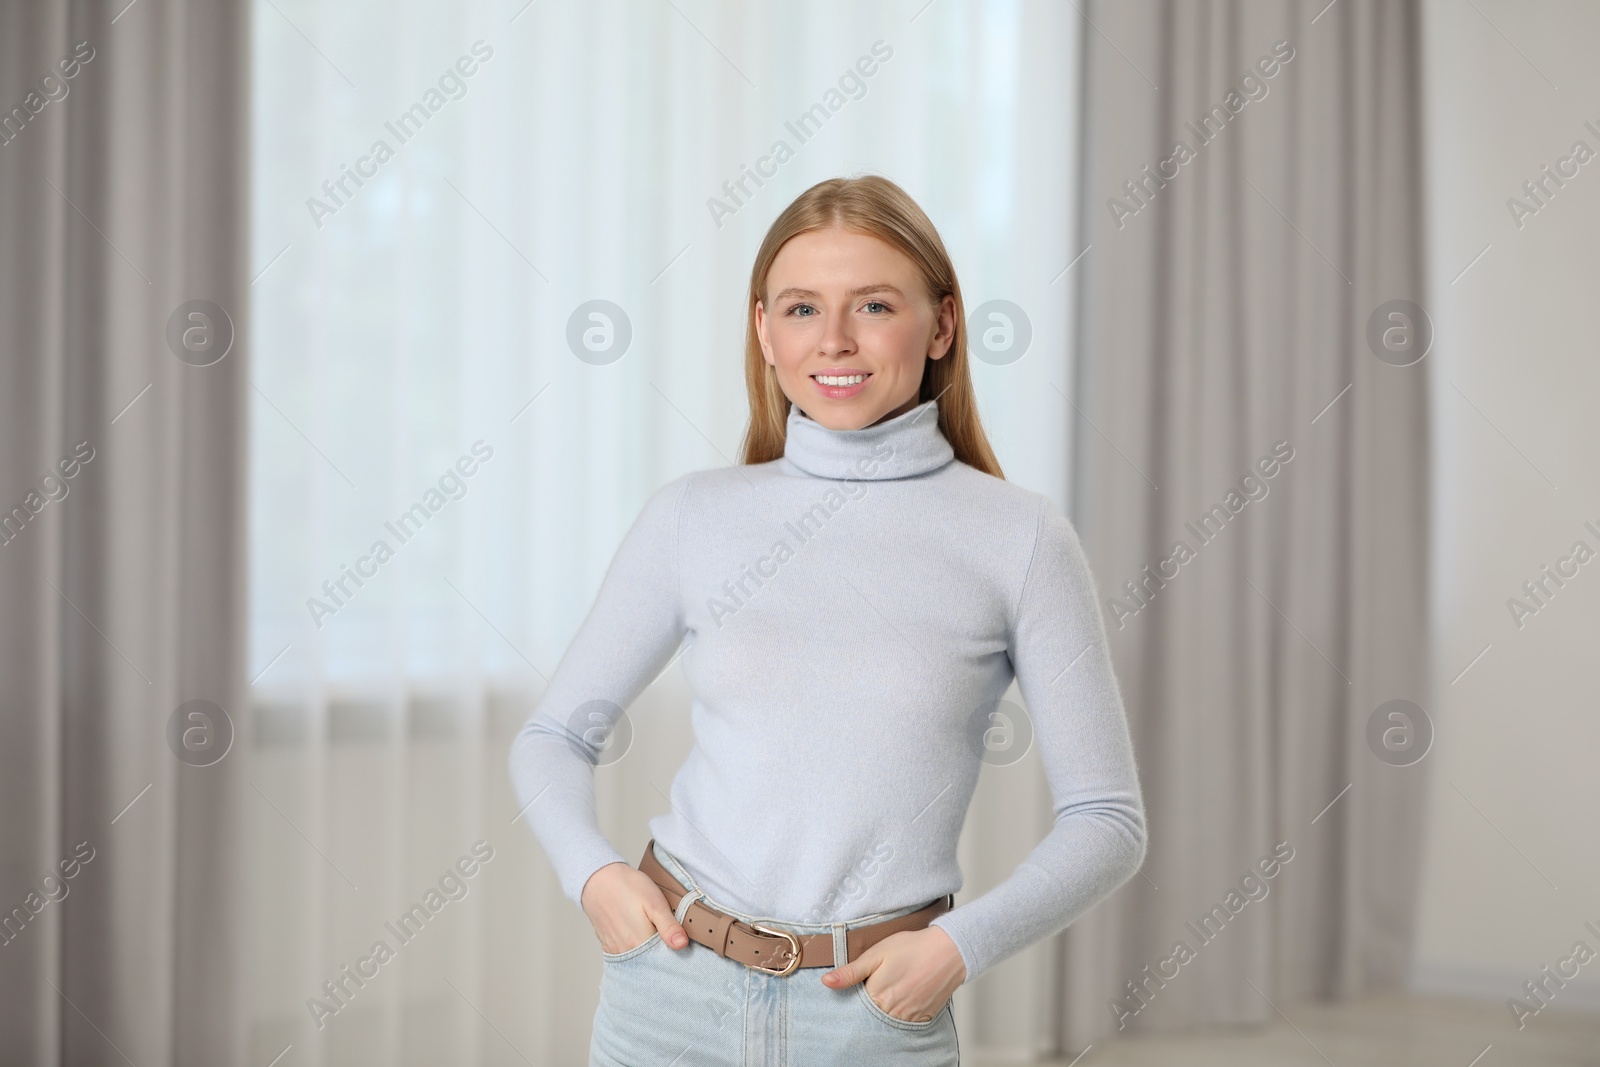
[509, 175, 1147, 1065]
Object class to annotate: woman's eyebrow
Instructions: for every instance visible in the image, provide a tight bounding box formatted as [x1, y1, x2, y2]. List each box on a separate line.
[771, 283, 905, 302]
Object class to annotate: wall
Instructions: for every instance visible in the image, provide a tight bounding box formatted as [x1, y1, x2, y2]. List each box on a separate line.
[1413, 0, 1600, 1019]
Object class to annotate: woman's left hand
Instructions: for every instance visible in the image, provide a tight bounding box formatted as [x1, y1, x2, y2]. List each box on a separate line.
[820, 926, 966, 1023]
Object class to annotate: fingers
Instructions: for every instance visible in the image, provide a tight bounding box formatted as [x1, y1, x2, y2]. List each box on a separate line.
[821, 953, 871, 988]
[642, 883, 690, 949]
[823, 932, 901, 989]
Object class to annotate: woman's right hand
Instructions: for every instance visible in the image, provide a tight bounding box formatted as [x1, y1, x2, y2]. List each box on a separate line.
[581, 861, 691, 955]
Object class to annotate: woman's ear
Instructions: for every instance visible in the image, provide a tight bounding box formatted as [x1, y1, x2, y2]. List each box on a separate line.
[754, 299, 775, 363]
[928, 293, 957, 361]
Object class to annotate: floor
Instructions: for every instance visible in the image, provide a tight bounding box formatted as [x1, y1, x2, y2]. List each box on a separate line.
[971, 994, 1600, 1066]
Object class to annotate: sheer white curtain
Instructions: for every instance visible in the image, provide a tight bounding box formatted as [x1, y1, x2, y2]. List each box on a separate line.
[249, 0, 1081, 1061]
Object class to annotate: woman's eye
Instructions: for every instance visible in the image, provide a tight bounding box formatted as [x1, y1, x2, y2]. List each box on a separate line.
[787, 303, 816, 317]
[863, 301, 889, 314]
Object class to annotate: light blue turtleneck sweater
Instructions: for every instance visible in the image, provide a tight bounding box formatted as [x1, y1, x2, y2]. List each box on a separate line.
[507, 398, 1147, 984]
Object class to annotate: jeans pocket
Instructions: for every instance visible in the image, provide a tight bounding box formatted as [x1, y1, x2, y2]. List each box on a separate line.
[601, 931, 664, 964]
[857, 985, 943, 1031]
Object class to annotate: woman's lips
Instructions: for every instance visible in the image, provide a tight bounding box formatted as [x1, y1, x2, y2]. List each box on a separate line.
[810, 371, 871, 399]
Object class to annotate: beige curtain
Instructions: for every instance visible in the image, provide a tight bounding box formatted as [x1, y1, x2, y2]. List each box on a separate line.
[1061, 0, 1431, 1053]
[0, 1, 250, 1065]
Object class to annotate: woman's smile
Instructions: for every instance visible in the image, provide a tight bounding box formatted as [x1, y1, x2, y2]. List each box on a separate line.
[810, 369, 873, 398]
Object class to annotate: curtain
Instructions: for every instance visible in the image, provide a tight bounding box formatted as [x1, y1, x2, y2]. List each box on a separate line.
[247, 1, 1085, 1063]
[1063, 0, 1431, 1053]
[0, 1, 251, 1066]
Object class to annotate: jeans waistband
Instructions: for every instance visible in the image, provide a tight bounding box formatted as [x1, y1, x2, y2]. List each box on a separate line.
[648, 839, 935, 935]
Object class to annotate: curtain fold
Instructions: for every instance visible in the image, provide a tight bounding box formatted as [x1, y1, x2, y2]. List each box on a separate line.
[1063, 0, 1431, 1052]
[0, 2, 251, 1065]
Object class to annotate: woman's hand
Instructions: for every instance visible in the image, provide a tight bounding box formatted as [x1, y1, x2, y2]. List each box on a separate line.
[820, 925, 966, 1023]
[580, 861, 691, 955]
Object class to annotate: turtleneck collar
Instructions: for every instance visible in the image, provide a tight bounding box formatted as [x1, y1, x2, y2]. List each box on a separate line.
[782, 398, 955, 481]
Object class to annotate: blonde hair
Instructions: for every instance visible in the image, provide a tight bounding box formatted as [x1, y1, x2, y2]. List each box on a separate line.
[737, 175, 1005, 479]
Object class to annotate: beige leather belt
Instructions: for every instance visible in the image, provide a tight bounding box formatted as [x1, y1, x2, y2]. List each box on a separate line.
[636, 838, 954, 976]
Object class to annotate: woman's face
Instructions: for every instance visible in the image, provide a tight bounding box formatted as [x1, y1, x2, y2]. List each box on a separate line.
[755, 225, 955, 431]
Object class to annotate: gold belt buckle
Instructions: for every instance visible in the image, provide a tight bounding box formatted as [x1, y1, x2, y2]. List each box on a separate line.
[748, 922, 802, 976]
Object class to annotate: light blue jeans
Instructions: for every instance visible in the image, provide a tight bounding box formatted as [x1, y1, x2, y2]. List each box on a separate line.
[590, 841, 961, 1065]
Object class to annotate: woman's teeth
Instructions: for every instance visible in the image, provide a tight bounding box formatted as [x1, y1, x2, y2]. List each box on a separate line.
[814, 374, 868, 386]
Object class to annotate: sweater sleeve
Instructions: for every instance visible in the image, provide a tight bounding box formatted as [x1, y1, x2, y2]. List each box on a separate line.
[506, 474, 691, 909]
[928, 494, 1148, 983]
